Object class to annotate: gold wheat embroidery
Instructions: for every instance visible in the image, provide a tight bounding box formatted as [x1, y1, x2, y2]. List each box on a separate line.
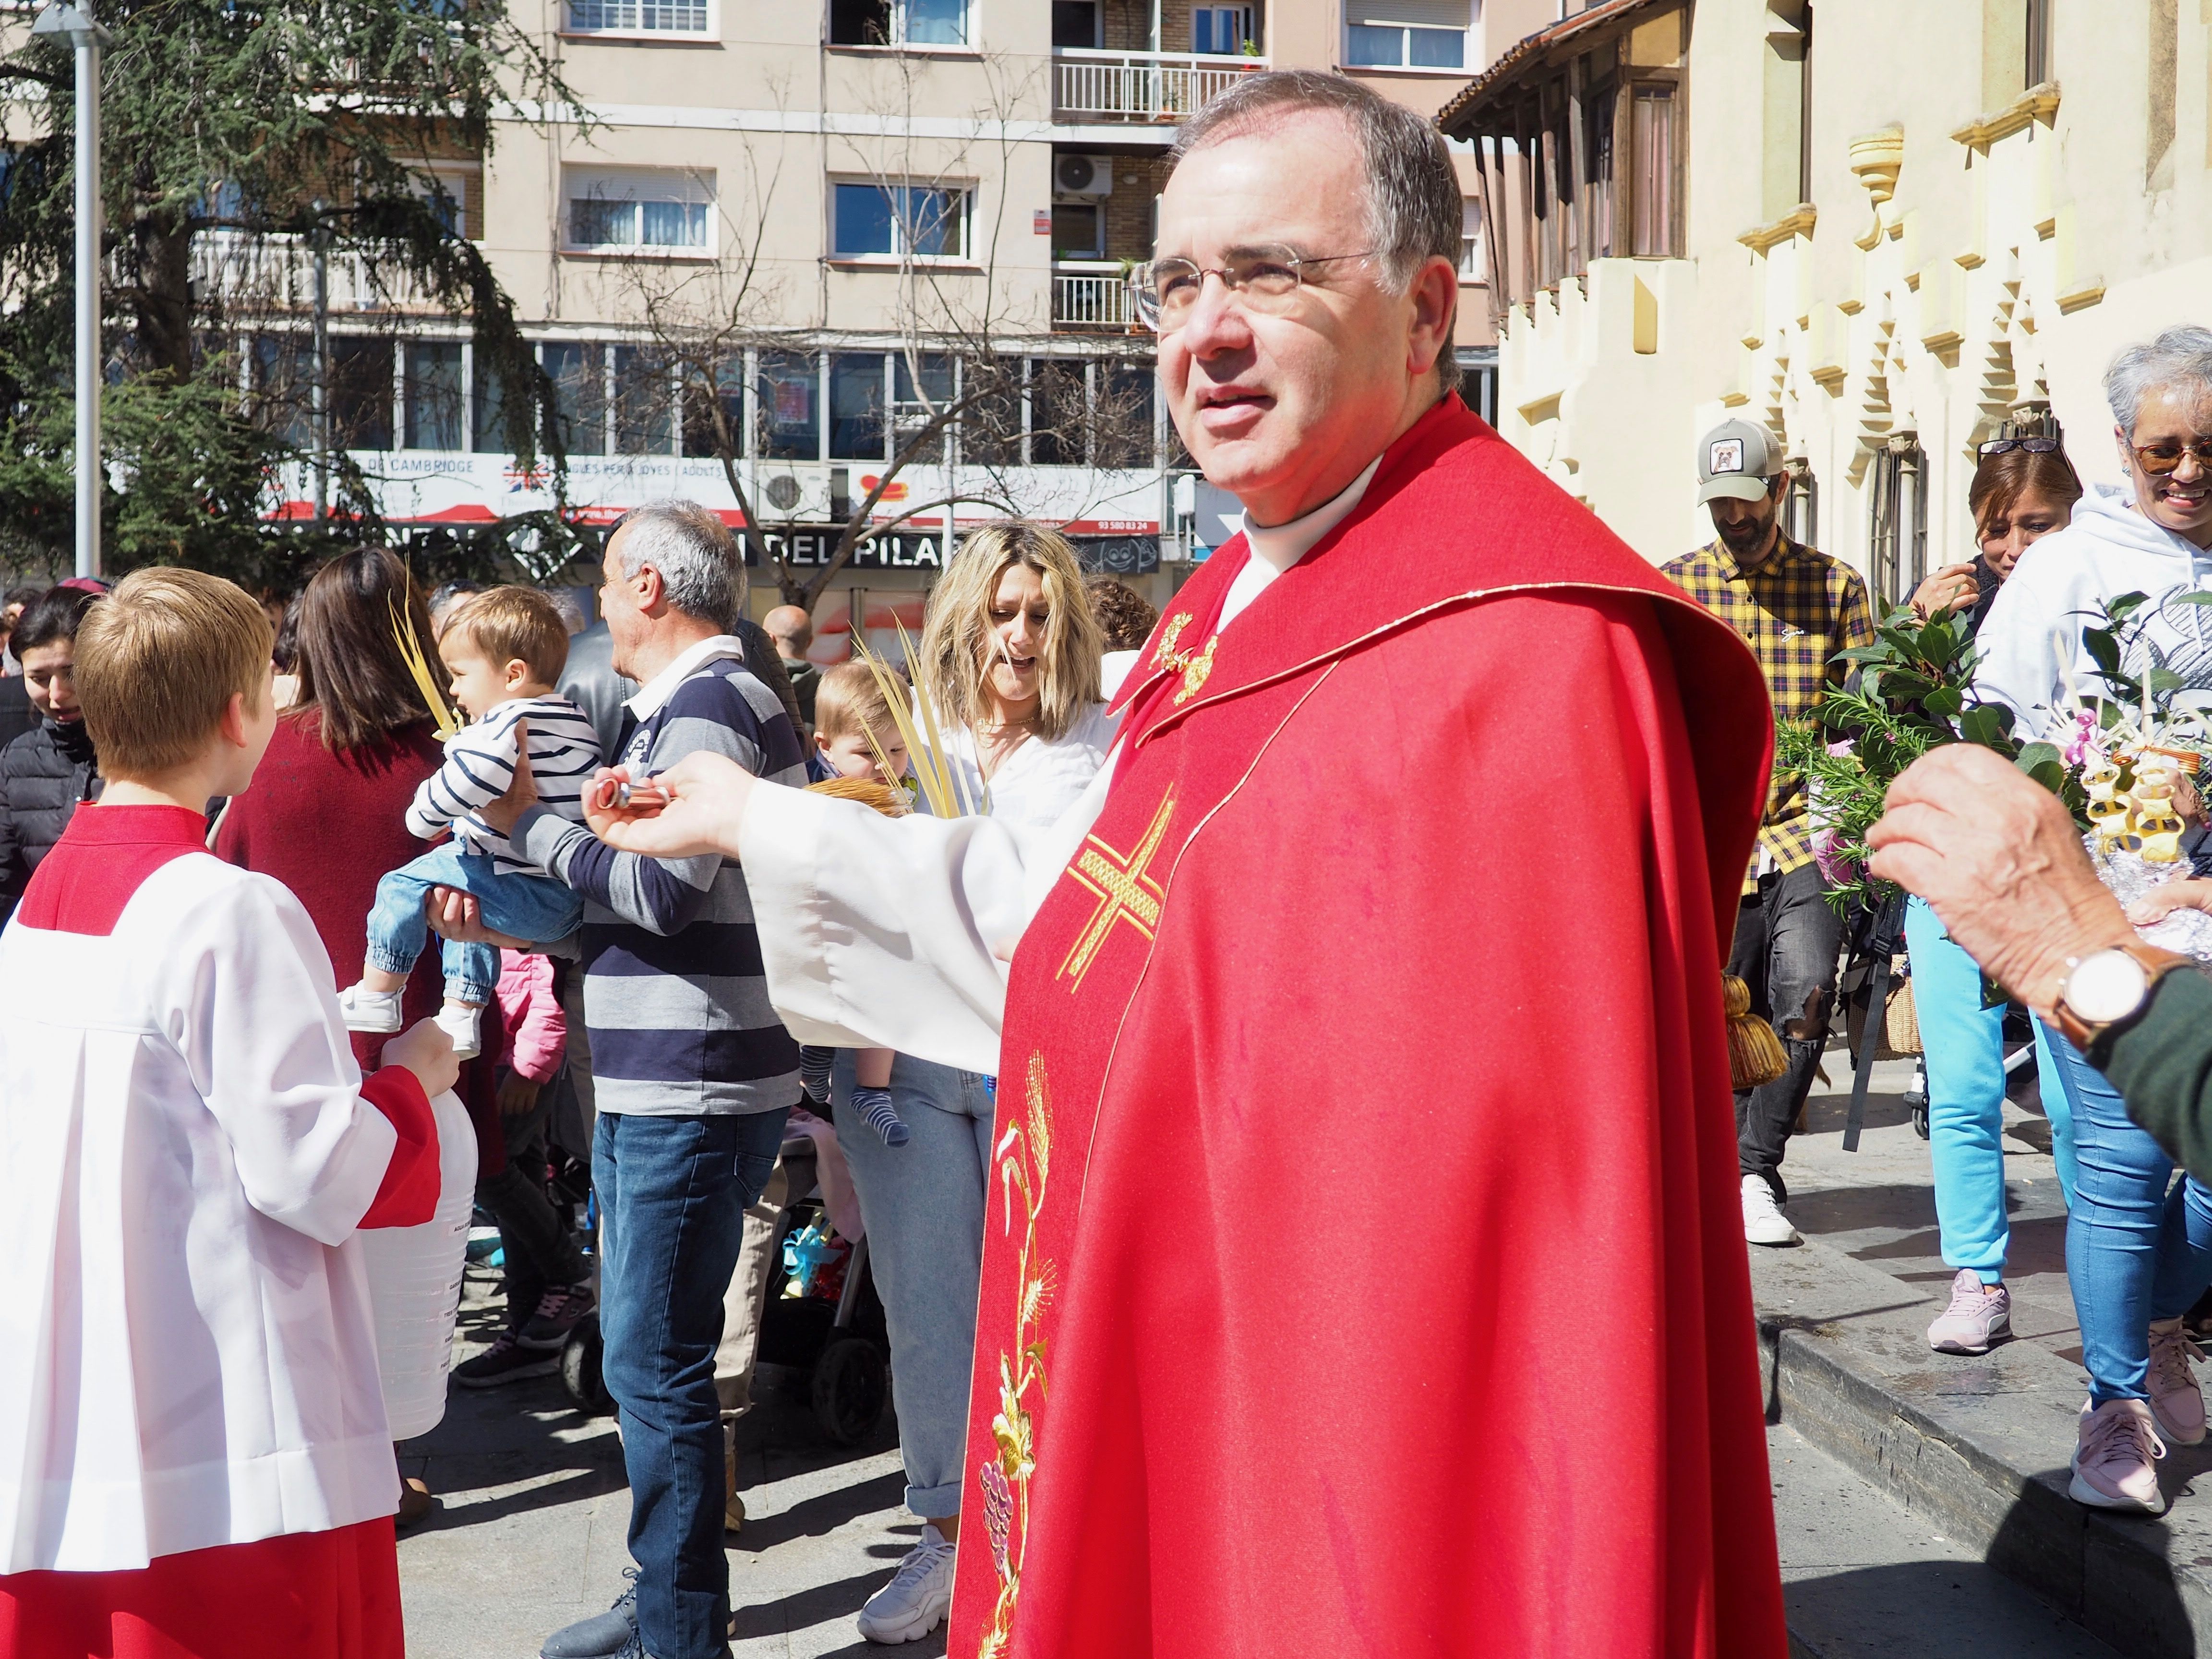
[977, 1054, 1056, 1659]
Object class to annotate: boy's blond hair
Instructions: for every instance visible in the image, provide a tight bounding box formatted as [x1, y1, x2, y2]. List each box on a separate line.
[446, 586, 571, 685]
[814, 659, 906, 745]
[77, 569, 273, 778]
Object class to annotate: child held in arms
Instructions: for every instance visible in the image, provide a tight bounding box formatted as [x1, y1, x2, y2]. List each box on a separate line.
[0, 568, 458, 1657]
[799, 660, 915, 1148]
[339, 586, 601, 1059]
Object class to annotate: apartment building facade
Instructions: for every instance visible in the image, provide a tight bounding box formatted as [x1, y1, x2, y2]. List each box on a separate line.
[1441, 0, 2212, 601]
[223, 0, 1508, 648]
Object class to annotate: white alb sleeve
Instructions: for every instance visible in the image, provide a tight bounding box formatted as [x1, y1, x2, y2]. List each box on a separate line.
[739, 757, 1113, 1074]
[154, 875, 398, 1246]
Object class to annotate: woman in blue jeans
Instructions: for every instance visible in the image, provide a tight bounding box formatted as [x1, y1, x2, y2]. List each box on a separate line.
[2041, 1027, 2212, 1512]
[829, 524, 1114, 1645]
[1907, 442, 2083, 1355]
[1906, 899, 2074, 1352]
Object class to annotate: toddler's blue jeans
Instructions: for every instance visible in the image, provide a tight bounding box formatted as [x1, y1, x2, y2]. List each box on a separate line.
[364, 843, 581, 1005]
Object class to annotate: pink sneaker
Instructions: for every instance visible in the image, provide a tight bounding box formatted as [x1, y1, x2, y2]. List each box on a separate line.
[2071, 1399, 2168, 1513]
[2148, 1316, 2208, 1446]
[1926, 1270, 2011, 1355]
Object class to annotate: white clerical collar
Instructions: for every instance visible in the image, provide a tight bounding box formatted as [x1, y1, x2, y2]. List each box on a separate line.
[625, 633, 746, 720]
[1216, 457, 1384, 631]
[1241, 456, 1385, 575]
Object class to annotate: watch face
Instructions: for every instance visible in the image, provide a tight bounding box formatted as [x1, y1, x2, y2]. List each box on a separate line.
[2068, 949, 2152, 1024]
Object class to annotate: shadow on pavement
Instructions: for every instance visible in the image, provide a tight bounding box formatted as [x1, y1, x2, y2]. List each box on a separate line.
[734, 1469, 912, 1552]
[1985, 1482, 2198, 1659]
[1783, 1554, 2127, 1658]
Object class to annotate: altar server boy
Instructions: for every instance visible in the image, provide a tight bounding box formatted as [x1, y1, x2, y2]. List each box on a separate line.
[0, 568, 458, 1659]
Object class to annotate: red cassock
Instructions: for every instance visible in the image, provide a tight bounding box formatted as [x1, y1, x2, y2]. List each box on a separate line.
[949, 397, 1787, 1658]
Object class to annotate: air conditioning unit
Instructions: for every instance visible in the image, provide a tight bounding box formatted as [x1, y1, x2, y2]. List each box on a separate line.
[1054, 153, 1115, 197]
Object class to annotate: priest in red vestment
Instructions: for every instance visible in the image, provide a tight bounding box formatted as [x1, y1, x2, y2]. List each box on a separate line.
[575, 70, 1787, 1659]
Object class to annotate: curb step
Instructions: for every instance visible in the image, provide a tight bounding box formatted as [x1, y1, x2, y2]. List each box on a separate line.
[1751, 1237, 2212, 1658]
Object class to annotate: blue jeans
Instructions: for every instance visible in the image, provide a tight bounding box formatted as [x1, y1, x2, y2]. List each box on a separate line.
[364, 842, 581, 1005]
[2042, 1029, 2212, 1406]
[595, 1107, 788, 1659]
[830, 1053, 995, 1518]
[1905, 898, 2077, 1281]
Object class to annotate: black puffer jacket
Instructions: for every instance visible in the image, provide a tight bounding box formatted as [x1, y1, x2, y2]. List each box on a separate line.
[0, 717, 101, 921]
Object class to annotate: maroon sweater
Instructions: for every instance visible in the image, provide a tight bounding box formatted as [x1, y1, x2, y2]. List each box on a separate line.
[215, 709, 446, 1072]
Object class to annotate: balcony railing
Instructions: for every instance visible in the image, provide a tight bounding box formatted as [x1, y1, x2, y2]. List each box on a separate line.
[1053, 48, 1269, 122]
[1052, 264, 1134, 330]
[190, 228, 433, 313]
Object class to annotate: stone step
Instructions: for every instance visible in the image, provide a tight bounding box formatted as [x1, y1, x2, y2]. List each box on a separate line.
[1752, 1235, 2212, 1658]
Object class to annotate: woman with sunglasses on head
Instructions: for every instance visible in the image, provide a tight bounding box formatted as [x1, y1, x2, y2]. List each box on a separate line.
[1904, 438, 2083, 1365]
[1909, 437, 2082, 627]
[1973, 325, 2212, 1516]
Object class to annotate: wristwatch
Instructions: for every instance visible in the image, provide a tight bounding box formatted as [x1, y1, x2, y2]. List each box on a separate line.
[2051, 941, 2197, 1055]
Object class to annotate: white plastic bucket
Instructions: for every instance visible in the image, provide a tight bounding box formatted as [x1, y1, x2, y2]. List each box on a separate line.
[361, 1088, 476, 1441]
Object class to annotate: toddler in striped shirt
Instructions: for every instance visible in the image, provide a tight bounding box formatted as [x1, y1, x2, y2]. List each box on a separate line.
[339, 587, 601, 1060]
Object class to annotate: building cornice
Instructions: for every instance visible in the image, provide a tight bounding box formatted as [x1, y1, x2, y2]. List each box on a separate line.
[1950, 81, 2060, 152]
[1739, 204, 1815, 255]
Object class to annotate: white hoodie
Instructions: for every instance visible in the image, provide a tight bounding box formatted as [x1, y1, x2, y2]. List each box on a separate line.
[1974, 484, 2212, 742]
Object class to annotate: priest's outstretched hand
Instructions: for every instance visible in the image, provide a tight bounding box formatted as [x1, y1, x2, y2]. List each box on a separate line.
[582, 751, 755, 861]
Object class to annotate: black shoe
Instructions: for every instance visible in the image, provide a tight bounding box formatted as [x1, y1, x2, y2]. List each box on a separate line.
[540, 1569, 639, 1658]
[454, 1332, 559, 1389]
[519, 1283, 597, 1350]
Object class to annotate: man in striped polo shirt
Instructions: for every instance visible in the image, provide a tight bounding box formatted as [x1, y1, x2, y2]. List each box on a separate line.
[489, 501, 805, 1659]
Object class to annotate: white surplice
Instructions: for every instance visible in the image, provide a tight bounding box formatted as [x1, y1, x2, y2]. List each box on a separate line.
[0, 850, 405, 1573]
[740, 461, 1380, 1074]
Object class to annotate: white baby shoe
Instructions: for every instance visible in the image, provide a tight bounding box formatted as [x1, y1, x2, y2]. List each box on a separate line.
[338, 983, 405, 1034]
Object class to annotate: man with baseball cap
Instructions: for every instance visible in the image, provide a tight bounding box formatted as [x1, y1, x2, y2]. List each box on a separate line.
[1665, 419, 1874, 1248]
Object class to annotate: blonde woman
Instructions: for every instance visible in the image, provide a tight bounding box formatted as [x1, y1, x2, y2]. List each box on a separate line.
[912, 520, 1114, 828]
[831, 521, 1114, 1646]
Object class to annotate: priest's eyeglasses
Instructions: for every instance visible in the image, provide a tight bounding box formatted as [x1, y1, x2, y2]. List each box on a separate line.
[1130, 248, 1375, 333]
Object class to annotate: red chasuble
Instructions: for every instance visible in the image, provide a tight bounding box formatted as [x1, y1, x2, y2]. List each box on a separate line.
[950, 397, 1786, 1659]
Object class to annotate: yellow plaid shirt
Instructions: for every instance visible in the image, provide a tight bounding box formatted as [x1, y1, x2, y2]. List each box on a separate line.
[1661, 534, 1875, 894]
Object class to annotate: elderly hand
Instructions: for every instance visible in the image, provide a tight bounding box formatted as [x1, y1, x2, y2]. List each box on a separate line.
[582, 752, 757, 860]
[1909, 563, 1980, 620]
[423, 886, 531, 949]
[1865, 744, 2135, 1018]
[477, 717, 539, 836]
[383, 1018, 460, 1100]
[2128, 878, 2212, 926]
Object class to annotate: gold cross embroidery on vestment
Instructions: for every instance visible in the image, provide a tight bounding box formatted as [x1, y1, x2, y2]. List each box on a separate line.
[1056, 791, 1177, 991]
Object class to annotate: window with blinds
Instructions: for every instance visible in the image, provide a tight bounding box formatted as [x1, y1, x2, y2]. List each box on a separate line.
[1345, 0, 1467, 67]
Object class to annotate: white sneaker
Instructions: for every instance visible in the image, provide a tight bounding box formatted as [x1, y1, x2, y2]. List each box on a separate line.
[435, 1002, 483, 1062]
[856, 1523, 955, 1644]
[338, 983, 403, 1034]
[1742, 1174, 1801, 1247]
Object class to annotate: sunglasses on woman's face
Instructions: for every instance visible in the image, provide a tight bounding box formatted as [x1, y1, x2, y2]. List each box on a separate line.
[2132, 439, 2212, 476]
[1978, 437, 2064, 457]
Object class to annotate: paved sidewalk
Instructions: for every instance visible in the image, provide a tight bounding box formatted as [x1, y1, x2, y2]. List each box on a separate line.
[396, 1263, 941, 1659]
[1786, 1050, 2082, 1369]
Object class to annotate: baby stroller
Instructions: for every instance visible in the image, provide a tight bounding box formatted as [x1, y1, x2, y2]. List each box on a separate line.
[561, 1126, 891, 1447]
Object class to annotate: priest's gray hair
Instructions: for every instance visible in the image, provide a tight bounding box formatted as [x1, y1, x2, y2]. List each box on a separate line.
[1171, 70, 1462, 397]
[2105, 325, 2212, 437]
[610, 499, 746, 630]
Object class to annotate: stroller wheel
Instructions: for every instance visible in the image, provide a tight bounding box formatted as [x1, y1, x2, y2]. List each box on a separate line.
[1911, 1102, 1930, 1141]
[562, 1312, 614, 1416]
[812, 1334, 888, 1447]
